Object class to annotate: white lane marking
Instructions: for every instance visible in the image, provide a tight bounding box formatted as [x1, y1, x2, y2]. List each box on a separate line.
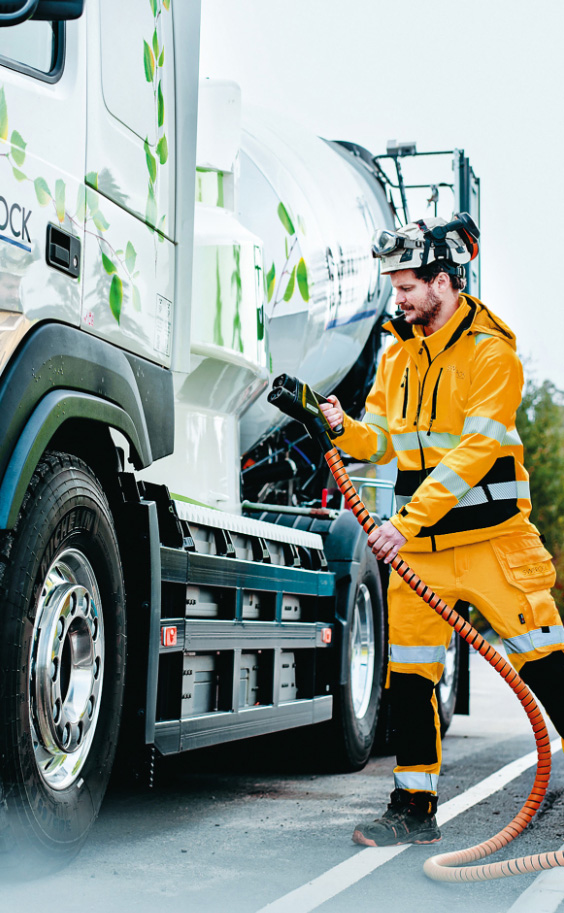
[255, 738, 561, 913]
[505, 844, 564, 913]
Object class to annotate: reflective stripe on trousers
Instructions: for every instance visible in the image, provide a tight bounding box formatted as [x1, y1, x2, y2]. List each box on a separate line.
[394, 771, 440, 793]
[389, 644, 447, 666]
[503, 626, 564, 656]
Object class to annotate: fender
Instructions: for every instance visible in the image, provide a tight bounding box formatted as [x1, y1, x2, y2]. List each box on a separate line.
[0, 390, 148, 528]
[0, 322, 174, 503]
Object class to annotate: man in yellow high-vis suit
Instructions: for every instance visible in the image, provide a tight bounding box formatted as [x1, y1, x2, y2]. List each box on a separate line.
[320, 214, 564, 847]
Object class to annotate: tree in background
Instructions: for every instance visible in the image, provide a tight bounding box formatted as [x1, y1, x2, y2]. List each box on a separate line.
[516, 377, 564, 614]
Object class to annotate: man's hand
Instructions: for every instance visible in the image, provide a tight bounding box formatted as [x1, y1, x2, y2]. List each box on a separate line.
[319, 395, 344, 431]
[367, 519, 407, 564]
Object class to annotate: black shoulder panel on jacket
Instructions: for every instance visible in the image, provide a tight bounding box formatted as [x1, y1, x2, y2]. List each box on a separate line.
[389, 314, 414, 342]
[0, 323, 174, 481]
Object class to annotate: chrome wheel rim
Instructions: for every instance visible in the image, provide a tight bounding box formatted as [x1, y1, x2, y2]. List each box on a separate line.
[350, 583, 375, 719]
[30, 549, 104, 790]
[439, 636, 457, 708]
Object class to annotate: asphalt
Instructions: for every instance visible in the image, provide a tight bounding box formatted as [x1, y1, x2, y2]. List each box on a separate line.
[3, 650, 564, 913]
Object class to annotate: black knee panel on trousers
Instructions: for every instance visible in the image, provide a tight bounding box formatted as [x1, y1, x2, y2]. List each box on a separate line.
[390, 672, 438, 766]
[519, 652, 564, 739]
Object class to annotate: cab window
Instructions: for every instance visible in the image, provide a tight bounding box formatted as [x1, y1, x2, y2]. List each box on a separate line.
[0, 19, 61, 78]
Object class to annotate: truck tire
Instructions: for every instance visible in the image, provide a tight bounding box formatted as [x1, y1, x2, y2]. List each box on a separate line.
[436, 633, 460, 736]
[0, 452, 126, 874]
[324, 549, 386, 771]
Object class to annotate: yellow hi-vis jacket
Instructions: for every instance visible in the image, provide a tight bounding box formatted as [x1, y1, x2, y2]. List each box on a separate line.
[337, 293, 536, 552]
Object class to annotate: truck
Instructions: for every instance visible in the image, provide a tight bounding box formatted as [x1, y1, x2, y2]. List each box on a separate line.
[0, 0, 480, 871]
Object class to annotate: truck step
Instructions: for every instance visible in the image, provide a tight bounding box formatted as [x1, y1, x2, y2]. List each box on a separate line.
[139, 491, 335, 756]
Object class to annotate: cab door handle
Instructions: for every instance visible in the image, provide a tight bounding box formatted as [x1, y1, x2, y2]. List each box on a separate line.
[46, 223, 81, 278]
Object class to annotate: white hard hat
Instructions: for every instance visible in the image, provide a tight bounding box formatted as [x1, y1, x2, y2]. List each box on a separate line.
[372, 213, 479, 275]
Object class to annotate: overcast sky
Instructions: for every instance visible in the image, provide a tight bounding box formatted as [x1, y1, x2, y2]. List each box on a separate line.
[200, 0, 564, 391]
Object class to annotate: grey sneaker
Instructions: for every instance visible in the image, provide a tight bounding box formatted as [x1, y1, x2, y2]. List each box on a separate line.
[353, 788, 442, 847]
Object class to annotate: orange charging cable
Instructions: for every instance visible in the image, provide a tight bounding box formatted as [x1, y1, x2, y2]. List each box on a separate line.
[325, 447, 564, 882]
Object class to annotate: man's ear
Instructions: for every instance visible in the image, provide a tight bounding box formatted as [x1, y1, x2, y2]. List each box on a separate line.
[435, 271, 450, 292]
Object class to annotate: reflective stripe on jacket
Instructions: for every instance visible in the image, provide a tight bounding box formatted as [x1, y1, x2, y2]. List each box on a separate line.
[337, 293, 536, 551]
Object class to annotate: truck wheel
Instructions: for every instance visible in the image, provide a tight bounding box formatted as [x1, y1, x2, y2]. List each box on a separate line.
[327, 550, 386, 771]
[0, 452, 126, 874]
[437, 633, 460, 736]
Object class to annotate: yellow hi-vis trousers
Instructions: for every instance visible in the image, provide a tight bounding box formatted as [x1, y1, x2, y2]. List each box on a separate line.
[387, 531, 564, 795]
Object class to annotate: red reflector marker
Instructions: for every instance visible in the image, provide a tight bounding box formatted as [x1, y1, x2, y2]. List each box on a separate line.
[162, 625, 178, 647]
[321, 627, 332, 644]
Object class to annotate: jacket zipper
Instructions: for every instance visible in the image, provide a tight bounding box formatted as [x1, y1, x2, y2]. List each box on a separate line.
[427, 368, 443, 435]
[414, 342, 432, 427]
[401, 367, 409, 419]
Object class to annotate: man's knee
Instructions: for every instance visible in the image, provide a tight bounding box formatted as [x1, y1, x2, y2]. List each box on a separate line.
[390, 672, 439, 765]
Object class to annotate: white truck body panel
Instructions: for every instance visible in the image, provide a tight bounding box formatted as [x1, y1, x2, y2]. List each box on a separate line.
[82, 0, 176, 364]
[0, 17, 86, 329]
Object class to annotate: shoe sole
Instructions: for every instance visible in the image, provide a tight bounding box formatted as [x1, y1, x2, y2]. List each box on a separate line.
[352, 828, 442, 847]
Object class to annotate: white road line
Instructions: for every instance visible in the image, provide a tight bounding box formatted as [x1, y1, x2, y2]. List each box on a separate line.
[255, 738, 561, 913]
[505, 846, 564, 913]
[436, 738, 561, 826]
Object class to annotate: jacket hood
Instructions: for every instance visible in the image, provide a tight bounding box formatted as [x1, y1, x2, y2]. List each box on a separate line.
[464, 294, 516, 350]
[384, 293, 517, 353]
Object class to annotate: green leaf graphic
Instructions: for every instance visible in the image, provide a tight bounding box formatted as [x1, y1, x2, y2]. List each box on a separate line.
[266, 262, 276, 303]
[257, 303, 264, 341]
[152, 28, 159, 60]
[93, 209, 110, 232]
[157, 81, 165, 127]
[132, 285, 141, 312]
[149, 0, 157, 13]
[34, 176, 52, 206]
[12, 167, 26, 182]
[156, 135, 168, 164]
[10, 130, 26, 167]
[144, 137, 157, 182]
[297, 215, 307, 235]
[283, 265, 296, 301]
[143, 40, 155, 82]
[277, 202, 295, 235]
[158, 47, 164, 67]
[109, 274, 123, 323]
[85, 170, 98, 190]
[163, 0, 170, 9]
[0, 88, 8, 142]
[75, 186, 86, 222]
[55, 179, 65, 223]
[102, 252, 117, 274]
[86, 188, 99, 214]
[297, 258, 310, 301]
[125, 241, 137, 274]
[146, 183, 157, 226]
